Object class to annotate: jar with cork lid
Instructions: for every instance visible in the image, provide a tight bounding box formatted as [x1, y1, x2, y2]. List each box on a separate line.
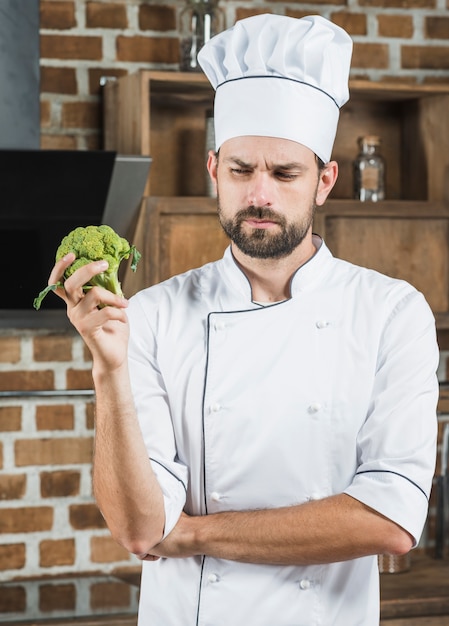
[353, 135, 385, 202]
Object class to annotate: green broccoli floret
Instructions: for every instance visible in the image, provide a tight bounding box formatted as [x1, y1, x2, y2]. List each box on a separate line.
[33, 225, 141, 310]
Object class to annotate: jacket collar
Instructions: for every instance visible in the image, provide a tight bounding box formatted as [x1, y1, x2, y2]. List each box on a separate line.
[218, 234, 333, 302]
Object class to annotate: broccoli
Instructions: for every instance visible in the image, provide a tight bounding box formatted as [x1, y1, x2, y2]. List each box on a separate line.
[33, 224, 141, 310]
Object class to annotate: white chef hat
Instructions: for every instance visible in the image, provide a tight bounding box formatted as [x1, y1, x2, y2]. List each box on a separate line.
[197, 14, 353, 163]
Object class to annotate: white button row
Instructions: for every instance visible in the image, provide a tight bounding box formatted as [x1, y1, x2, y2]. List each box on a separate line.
[207, 573, 311, 589]
[210, 402, 322, 415]
[214, 319, 329, 330]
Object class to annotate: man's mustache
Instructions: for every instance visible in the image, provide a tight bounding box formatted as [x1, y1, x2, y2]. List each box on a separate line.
[235, 206, 285, 224]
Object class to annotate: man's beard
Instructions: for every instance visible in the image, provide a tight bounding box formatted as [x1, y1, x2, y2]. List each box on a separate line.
[218, 201, 316, 260]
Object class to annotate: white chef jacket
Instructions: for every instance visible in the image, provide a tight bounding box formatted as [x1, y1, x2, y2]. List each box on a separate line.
[127, 236, 439, 626]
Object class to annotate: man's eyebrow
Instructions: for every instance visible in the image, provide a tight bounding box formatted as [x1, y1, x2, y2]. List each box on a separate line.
[223, 157, 308, 171]
[223, 156, 254, 168]
[274, 162, 308, 171]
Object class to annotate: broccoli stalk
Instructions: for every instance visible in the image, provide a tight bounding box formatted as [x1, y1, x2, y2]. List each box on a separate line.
[33, 225, 141, 310]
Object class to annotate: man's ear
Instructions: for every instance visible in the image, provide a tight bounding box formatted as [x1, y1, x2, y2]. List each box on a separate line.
[316, 161, 338, 207]
[206, 150, 218, 191]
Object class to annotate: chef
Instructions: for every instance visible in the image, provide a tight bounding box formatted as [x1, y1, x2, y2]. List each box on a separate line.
[51, 13, 439, 626]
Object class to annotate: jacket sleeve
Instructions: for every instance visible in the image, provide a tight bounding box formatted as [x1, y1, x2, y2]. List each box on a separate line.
[127, 294, 188, 539]
[344, 288, 439, 545]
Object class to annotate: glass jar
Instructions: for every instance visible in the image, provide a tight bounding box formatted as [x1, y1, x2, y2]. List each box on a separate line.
[353, 135, 385, 202]
[179, 0, 225, 72]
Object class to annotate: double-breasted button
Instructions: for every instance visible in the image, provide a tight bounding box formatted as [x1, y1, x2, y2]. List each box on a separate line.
[208, 573, 219, 583]
[316, 320, 329, 329]
[308, 402, 322, 414]
[299, 578, 311, 590]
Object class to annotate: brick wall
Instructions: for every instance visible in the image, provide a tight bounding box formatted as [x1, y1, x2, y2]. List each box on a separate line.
[0, 330, 141, 619]
[40, 0, 449, 151]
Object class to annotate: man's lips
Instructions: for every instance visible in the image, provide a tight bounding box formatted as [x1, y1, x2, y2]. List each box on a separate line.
[244, 218, 279, 229]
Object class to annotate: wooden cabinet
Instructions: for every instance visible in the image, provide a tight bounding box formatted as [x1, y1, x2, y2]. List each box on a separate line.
[104, 72, 449, 328]
[121, 196, 229, 297]
[380, 553, 449, 624]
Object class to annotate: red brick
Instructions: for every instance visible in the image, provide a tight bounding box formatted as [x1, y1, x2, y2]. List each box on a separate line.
[91, 535, 131, 563]
[0, 370, 54, 392]
[70, 503, 107, 530]
[40, 100, 52, 128]
[36, 404, 75, 431]
[139, 5, 177, 31]
[0, 544, 26, 571]
[15, 437, 93, 466]
[402, 45, 449, 69]
[352, 42, 390, 69]
[34, 335, 73, 362]
[83, 342, 93, 362]
[0, 406, 22, 432]
[40, 66, 78, 95]
[39, 583, 76, 612]
[423, 76, 449, 86]
[86, 2, 128, 29]
[116, 35, 179, 63]
[40, 1, 77, 30]
[425, 16, 449, 39]
[86, 402, 95, 430]
[90, 581, 131, 610]
[0, 337, 21, 363]
[331, 12, 367, 36]
[0, 585, 26, 613]
[40, 469, 81, 497]
[378, 14, 414, 38]
[40, 538, 76, 567]
[66, 368, 94, 390]
[237, 8, 274, 20]
[61, 101, 102, 130]
[0, 474, 27, 500]
[40, 134, 78, 150]
[271, 0, 346, 3]
[40, 34, 103, 61]
[85, 134, 102, 150]
[0, 507, 53, 533]
[359, 0, 435, 6]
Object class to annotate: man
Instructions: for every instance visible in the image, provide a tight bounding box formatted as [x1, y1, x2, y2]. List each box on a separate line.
[50, 14, 438, 626]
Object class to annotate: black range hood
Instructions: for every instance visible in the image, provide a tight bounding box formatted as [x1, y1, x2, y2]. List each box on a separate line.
[0, 149, 150, 316]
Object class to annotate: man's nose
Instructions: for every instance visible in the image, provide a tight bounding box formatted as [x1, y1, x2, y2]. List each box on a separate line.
[246, 172, 273, 207]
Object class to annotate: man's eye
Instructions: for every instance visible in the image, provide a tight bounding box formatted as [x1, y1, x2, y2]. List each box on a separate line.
[276, 172, 297, 180]
[231, 168, 250, 175]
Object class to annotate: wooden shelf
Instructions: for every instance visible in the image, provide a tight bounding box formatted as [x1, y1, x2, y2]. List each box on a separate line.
[105, 72, 449, 326]
[103, 71, 449, 201]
